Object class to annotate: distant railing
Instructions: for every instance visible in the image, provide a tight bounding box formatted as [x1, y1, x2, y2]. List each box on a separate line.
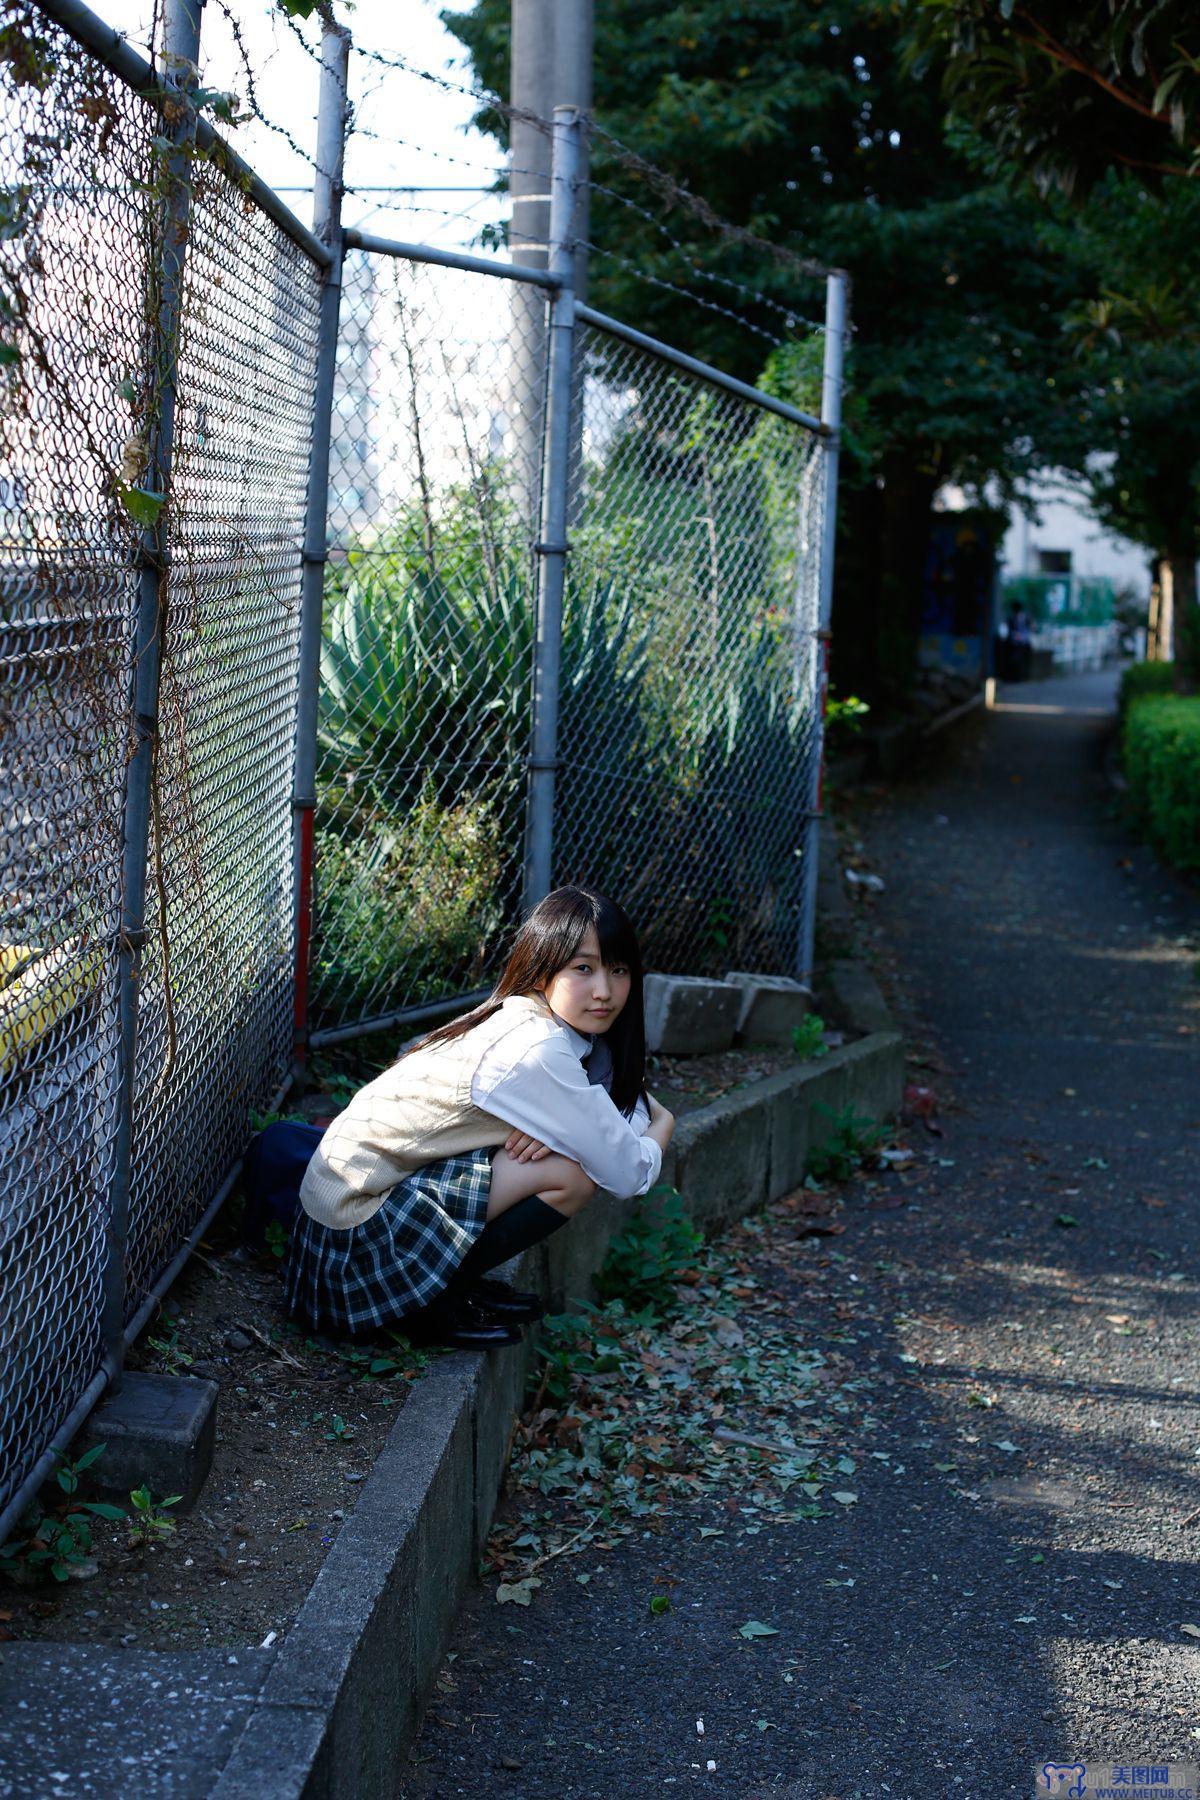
[1002, 572, 1117, 627]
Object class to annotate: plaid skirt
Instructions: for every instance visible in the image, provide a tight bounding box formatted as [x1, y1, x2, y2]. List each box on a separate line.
[283, 1149, 494, 1339]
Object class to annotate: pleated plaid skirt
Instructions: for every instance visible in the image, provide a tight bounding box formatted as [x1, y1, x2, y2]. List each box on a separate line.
[283, 1148, 494, 1339]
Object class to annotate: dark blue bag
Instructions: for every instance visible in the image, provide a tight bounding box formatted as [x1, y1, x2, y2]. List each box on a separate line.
[241, 1120, 326, 1251]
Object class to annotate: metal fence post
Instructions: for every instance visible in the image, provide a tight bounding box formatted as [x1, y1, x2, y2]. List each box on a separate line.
[101, 0, 205, 1378]
[798, 269, 847, 986]
[291, 19, 350, 1072]
[522, 105, 581, 912]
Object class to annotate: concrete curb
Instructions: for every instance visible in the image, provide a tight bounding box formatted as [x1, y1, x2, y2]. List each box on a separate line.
[3, 859, 904, 1800]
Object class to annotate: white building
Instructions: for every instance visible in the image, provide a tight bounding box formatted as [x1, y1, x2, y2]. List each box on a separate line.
[1000, 472, 1150, 597]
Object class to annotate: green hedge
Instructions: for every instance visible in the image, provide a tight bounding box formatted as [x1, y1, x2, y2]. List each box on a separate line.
[1122, 691, 1200, 872]
[1118, 661, 1176, 721]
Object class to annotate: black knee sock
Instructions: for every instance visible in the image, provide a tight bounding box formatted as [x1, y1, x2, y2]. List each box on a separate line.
[442, 1196, 568, 1297]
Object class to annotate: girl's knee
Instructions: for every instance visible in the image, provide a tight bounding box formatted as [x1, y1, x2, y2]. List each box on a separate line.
[542, 1159, 597, 1214]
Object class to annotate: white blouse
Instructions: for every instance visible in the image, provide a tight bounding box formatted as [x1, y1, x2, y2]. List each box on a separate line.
[471, 1004, 660, 1199]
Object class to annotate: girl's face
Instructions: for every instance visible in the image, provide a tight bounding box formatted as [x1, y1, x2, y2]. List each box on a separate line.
[541, 927, 631, 1036]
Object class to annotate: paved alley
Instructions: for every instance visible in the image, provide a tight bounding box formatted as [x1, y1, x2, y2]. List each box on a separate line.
[405, 668, 1200, 1800]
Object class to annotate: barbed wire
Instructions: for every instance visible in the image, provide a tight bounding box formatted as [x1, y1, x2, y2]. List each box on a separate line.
[582, 242, 787, 348]
[352, 128, 507, 179]
[272, 12, 545, 185]
[207, 0, 344, 184]
[588, 179, 824, 334]
[191, 12, 840, 340]
[326, 40, 837, 283]
[587, 120, 835, 285]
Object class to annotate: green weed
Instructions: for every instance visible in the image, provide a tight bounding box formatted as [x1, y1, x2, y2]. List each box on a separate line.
[127, 1485, 182, 1547]
[790, 1013, 828, 1061]
[264, 1220, 289, 1261]
[0, 1445, 125, 1584]
[806, 1102, 888, 1183]
[593, 1187, 704, 1315]
[147, 1321, 193, 1376]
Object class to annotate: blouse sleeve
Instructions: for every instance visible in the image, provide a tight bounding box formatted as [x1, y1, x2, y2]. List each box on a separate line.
[472, 1031, 663, 1199]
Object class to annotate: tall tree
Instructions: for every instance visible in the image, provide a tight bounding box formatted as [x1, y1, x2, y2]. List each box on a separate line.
[905, 0, 1200, 679]
[1055, 176, 1200, 677]
[445, 0, 1084, 704]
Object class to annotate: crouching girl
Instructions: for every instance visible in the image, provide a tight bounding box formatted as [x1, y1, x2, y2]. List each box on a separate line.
[284, 885, 675, 1349]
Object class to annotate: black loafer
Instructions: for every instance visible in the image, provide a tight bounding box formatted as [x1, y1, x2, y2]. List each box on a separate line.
[467, 1277, 545, 1323]
[401, 1294, 524, 1350]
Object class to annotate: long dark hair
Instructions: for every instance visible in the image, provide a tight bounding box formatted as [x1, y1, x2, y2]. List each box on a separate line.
[406, 886, 647, 1115]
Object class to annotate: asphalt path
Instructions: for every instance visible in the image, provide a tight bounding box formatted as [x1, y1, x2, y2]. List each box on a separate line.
[404, 668, 1200, 1800]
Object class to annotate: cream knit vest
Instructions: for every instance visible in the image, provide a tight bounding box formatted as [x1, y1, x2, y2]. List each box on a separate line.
[299, 993, 557, 1230]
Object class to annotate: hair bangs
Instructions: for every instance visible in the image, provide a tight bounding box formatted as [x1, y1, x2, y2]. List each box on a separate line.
[591, 891, 642, 974]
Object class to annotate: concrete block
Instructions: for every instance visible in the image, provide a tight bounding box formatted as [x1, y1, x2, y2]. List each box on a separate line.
[820, 959, 896, 1038]
[724, 970, 812, 1044]
[545, 1187, 639, 1312]
[233, 1352, 479, 1800]
[643, 973, 741, 1055]
[209, 1702, 333, 1800]
[763, 1076, 812, 1195]
[72, 1371, 217, 1511]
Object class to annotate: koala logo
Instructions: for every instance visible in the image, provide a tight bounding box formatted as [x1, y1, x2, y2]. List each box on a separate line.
[1039, 1767, 1088, 1798]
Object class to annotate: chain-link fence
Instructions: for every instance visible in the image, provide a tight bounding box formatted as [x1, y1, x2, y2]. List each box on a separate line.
[555, 318, 826, 977]
[0, 1, 147, 1545]
[0, 5, 841, 1541]
[310, 250, 547, 1039]
[310, 255, 832, 1041]
[0, 0, 323, 1539]
[122, 98, 322, 1320]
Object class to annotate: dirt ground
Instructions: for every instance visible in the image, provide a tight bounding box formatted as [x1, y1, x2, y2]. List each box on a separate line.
[2, 1206, 428, 1654]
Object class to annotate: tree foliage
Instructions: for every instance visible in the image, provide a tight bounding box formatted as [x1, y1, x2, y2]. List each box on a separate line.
[1051, 175, 1200, 676]
[904, 1, 1200, 196]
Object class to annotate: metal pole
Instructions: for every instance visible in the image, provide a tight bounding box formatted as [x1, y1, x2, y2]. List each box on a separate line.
[553, 0, 592, 306]
[510, 0, 554, 271]
[798, 270, 847, 986]
[101, 0, 205, 1378]
[574, 305, 825, 434]
[522, 107, 581, 912]
[509, 0, 554, 518]
[291, 19, 351, 1075]
[341, 229, 560, 289]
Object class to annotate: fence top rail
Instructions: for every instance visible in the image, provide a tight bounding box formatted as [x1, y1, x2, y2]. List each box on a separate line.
[33, 0, 333, 270]
[575, 302, 828, 436]
[343, 228, 563, 290]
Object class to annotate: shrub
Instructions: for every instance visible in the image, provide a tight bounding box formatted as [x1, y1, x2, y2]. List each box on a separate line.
[0, 1445, 124, 1585]
[1118, 661, 1176, 721]
[1122, 692, 1200, 872]
[312, 781, 508, 1018]
[319, 556, 533, 818]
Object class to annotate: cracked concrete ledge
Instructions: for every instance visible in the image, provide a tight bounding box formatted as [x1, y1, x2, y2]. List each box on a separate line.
[0, 876, 903, 1800]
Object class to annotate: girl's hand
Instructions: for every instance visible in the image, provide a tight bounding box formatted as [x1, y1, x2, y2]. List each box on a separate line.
[645, 1094, 675, 1148]
[504, 1130, 552, 1163]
